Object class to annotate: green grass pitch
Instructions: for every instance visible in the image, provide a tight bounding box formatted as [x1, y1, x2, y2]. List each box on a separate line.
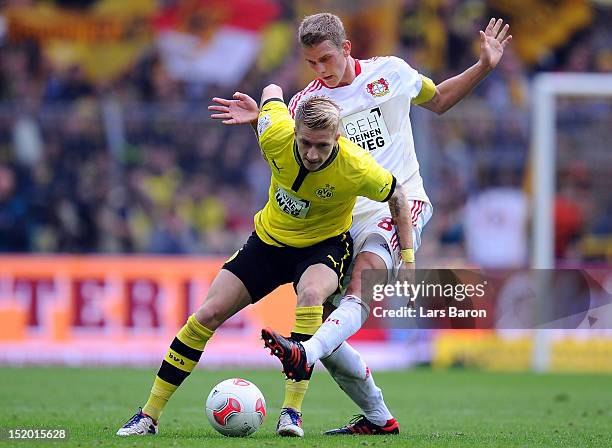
[1, 367, 611, 447]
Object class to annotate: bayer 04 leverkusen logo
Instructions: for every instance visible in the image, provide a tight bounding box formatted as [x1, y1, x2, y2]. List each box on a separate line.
[366, 78, 390, 97]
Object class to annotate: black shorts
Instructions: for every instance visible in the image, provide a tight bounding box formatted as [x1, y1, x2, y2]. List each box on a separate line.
[223, 231, 353, 303]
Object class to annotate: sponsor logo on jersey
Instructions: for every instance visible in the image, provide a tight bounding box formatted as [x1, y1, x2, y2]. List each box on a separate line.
[315, 183, 335, 199]
[274, 186, 311, 218]
[366, 78, 390, 97]
[342, 107, 391, 152]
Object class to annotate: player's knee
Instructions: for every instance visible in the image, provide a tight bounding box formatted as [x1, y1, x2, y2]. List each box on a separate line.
[297, 286, 325, 307]
[194, 303, 226, 330]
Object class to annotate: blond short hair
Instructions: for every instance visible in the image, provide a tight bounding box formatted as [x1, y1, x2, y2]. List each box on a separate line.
[295, 96, 340, 133]
[298, 13, 346, 48]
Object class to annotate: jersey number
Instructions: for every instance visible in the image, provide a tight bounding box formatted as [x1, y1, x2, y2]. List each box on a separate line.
[377, 217, 394, 231]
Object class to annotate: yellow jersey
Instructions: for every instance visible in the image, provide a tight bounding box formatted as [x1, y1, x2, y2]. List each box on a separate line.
[254, 99, 396, 248]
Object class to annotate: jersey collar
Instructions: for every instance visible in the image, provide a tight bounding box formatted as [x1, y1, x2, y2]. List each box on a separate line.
[317, 59, 361, 89]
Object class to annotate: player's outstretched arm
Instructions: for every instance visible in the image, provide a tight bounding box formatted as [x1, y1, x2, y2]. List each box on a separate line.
[419, 18, 512, 115]
[260, 84, 284, 105]
[387, 184, 415, 276]
[208, 92, 260, 125]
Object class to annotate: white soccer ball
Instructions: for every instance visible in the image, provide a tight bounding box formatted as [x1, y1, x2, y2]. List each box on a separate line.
[205, 378, 266, 437]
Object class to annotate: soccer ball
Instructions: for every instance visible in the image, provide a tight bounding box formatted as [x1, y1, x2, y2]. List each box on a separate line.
[205, 378, 266, 437]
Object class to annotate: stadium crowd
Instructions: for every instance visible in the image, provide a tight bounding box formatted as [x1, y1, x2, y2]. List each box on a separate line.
[0, 0, 610, 262]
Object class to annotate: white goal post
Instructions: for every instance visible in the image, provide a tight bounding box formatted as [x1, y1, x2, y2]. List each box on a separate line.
[531, 73, 612, 371]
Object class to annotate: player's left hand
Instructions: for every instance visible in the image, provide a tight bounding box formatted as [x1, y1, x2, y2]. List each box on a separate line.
[479, 18, 512, 70]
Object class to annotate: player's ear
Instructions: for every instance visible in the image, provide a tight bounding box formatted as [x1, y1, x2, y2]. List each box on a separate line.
[335, 131, 341, 142]
[342, 40, 351, 57]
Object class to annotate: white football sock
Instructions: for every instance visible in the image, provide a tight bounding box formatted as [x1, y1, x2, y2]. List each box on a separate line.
[321, 341, 393, 426]
[302, 295, 367, 365]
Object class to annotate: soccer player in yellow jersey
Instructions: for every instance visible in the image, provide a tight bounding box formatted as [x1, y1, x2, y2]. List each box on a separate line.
[116, 83, 415, 436]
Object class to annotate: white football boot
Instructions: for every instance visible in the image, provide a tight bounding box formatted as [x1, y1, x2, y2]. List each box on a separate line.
[116, 408, 158, 436]
[276, 407, 304, 437]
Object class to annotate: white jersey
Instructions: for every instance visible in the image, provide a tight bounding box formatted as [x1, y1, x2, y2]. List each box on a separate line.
[288, 56, 431, 219]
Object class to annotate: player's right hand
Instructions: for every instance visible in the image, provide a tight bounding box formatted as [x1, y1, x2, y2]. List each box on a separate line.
[208, 92, 259, 125]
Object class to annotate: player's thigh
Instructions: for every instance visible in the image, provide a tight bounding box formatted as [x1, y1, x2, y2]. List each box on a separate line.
[223, 232, 292, 302]
[294, 232, 353, 307]
[295, 263, 340, 307]
[359, 213, 400, 272]
[195, 269, 252, 330]
[354, 203, 432, 282]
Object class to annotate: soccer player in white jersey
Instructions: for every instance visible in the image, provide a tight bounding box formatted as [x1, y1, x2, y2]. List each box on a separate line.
[210, 13, 511, 436]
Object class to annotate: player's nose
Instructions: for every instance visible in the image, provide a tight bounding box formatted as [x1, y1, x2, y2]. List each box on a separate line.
[306, 149, 319, 162]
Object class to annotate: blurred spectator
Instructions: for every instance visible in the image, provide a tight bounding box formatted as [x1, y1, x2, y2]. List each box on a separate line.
[0, 163, 30, 251]
[147, 207, 198, 254]
[464, 184, 528, 268]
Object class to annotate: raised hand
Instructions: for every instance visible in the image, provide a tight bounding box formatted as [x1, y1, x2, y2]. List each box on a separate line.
[208, 92, 259, 125]
[479, 18, 512, 70]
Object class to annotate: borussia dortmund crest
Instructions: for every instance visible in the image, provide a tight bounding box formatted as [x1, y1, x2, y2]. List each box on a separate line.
[366, 78, 390, 97]
[315, 184, 335, 199]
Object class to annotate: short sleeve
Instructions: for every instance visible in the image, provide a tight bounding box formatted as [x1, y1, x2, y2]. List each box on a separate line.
[258, 99, 295, 158]
[412, 75, 436, 105]
[390, 56, 422, 100]
[358, 154, 396, 202]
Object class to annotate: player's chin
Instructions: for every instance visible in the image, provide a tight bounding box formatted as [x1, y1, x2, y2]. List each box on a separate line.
[304, 161, 321, 171]
[323, 75, 338, 86]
